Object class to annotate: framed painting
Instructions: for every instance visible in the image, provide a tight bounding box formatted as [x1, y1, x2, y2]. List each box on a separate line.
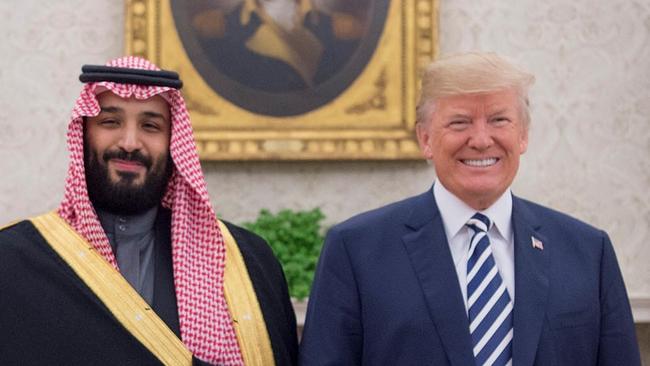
[125, 0, 438, 160]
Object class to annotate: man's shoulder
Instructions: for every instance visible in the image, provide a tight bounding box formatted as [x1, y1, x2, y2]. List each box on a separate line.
[220, 219, 279, 264]
[332, 191, 431, 235]
[0, 217, 39, 242]
[221, 219, 267, 246]
[0, 216, 56, 268]
[514, 196, 605, 237]
[1, 217, 27, 232]
[0, 212, 80, 253]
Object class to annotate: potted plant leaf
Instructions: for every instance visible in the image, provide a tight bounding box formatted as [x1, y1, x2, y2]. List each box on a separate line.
[243, 208, 325, 326]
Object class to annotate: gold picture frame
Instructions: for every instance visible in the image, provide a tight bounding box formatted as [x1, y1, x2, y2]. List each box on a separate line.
[125, 0, 438, 160]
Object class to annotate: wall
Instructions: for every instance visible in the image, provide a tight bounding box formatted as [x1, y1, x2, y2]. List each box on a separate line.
[0, 0, 648, 362]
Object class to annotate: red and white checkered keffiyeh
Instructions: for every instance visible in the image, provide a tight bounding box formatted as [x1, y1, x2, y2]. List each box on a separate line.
[57, 56, 244, 365]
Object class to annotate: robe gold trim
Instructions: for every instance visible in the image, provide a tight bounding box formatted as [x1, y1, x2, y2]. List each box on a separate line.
[30, 212, 275, 366]
[220, 220, 276, 366]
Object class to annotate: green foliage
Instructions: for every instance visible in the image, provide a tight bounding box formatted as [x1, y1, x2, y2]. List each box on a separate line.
[243, 208, 325, 300]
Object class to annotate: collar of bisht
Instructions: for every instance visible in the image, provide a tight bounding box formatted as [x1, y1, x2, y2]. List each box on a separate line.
[56, 56, 244, 365]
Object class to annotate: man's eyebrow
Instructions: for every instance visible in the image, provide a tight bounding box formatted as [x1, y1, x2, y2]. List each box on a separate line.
[99, 106, 122, 114]
[141, 111, 168, 120]
[448, 113, 471, 119]
[488, 108, 510, 117]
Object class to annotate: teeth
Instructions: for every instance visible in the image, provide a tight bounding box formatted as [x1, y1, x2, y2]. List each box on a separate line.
[463, 158, 497, 167]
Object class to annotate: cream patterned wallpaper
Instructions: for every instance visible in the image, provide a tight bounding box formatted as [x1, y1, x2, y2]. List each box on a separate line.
[1, 0, 648, 329]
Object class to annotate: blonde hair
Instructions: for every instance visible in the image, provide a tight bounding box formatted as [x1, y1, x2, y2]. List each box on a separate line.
[416, 52, 535, 126]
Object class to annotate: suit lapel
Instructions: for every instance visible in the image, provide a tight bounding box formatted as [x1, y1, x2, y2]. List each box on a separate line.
[511, 196, 550, 366]
[401, 191, 475, 366]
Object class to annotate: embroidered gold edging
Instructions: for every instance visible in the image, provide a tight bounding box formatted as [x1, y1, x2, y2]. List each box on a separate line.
[220, 220, 276, 366]
[31, 211, 191, 366]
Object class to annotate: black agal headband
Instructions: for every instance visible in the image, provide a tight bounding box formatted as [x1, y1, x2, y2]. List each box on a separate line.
[79, 65, 183, 89]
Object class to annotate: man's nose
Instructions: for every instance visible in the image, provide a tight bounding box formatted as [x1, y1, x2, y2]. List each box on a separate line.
[116, 124, 143, 152]
[467, 120, 494, 150]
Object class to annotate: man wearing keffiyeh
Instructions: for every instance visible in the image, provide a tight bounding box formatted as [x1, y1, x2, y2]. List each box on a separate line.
[0, 56, 297, 366]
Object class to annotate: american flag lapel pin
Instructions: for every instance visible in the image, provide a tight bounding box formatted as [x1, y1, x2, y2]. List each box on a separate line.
[531, 236, 544, 250]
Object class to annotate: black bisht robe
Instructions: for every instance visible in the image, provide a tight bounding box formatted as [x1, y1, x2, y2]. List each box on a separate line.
[0, 210, 298, 365]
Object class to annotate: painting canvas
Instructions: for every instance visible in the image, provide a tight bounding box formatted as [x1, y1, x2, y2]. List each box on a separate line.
[125, 0, 438, 160]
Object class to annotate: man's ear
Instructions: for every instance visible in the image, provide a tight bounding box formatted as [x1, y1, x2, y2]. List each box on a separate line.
[415, 123, 433, 160]
[519, 126, 529, 155]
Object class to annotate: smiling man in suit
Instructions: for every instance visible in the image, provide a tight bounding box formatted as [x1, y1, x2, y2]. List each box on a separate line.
[299, 52, 640, 365]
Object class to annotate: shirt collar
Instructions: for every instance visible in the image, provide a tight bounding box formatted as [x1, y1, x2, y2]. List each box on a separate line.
[433, 180, 513, 241]
[97, 206, 159, 238]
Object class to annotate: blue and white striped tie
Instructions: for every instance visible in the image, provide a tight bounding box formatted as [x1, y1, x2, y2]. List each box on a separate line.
[466, 213, 513, 366]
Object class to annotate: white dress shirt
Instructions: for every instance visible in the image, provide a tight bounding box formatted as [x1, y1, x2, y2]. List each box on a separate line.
[433, 181, 515, 313]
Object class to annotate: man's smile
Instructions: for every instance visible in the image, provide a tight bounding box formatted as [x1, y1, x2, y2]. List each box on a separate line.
[460, 157, 499, 167]
[110, 159, 146, 173]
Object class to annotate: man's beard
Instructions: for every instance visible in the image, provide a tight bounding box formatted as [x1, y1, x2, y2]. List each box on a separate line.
[84, 146, 173, 215]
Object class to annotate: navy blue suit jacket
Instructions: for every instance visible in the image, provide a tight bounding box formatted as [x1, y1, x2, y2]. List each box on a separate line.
[300, 190, 640, 365]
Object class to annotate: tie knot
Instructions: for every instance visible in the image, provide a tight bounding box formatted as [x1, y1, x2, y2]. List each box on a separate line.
[466, 212, 492, 233]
